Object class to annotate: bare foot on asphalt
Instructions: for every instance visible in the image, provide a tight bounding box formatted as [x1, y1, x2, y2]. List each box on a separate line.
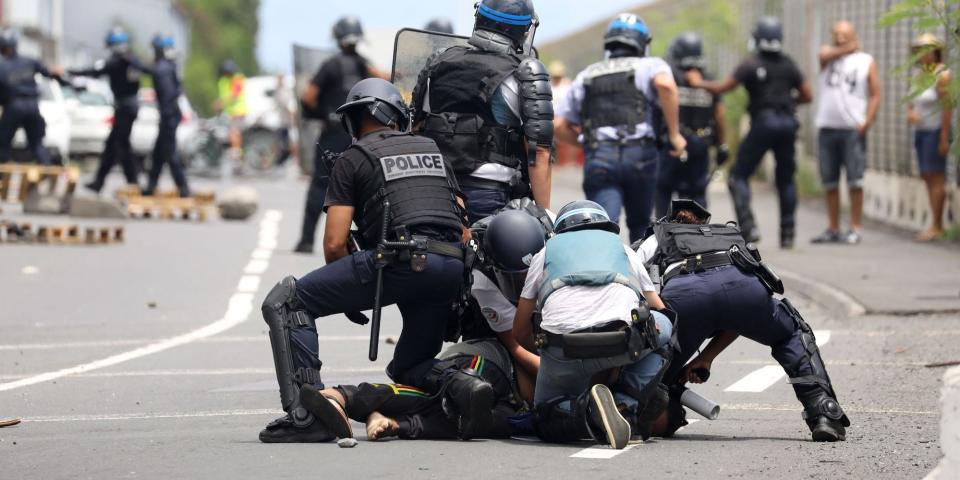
[366, 411, 399, 441]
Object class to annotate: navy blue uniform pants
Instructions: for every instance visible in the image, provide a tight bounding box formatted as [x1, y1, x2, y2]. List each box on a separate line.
[461, 185, 510, 225]
[661, 265, 814, 397]
[0, 99, 50, 164]
[298, 127, 352, 247]
[728, 111, 798, 235]
[583, 142, 659, 243]
[91, 97, 139, 189]
[291, 249, 465, 388]
[146, 112, 190, 196]
[655, 134, 710, 218]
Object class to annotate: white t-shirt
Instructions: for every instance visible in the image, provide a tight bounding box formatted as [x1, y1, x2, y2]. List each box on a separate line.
[520, 244, 655, 334]
[815, 52, 873, 129]
[471, 270, 516, 333]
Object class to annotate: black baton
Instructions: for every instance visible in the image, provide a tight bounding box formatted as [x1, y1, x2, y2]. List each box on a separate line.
[368, 200, 391, 361]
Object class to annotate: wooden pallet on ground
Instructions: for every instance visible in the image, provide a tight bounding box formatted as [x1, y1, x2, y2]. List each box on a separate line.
[115, 187, 216, 205]
[116, 187, 215, 222]
[0, 164, 79, 203]
[0, 220, 124, 245]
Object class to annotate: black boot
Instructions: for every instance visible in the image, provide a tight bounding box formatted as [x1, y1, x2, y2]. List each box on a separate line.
[800, 390, 848, 442]
[258, 414, 334, 443]
[300, 384, 353, 439]
[781, 226, 796, 250]
[442, 369, 495, 440]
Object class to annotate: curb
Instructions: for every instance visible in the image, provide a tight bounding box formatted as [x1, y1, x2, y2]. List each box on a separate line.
[776, 267, 868, 318]
[925, 366, 960, 480]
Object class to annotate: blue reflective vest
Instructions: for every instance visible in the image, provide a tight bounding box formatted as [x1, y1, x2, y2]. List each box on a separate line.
[536, 230, 644, 310]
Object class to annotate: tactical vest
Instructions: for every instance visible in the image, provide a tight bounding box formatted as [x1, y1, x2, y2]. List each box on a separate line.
[652, 221, 747, 272]
[318, 54, 368, 121]
[420, 46, 526, 176]
[675, 68, 716, 136]
[537, 230, 644, 310]
[580, 57, 649, 141]
[352, 130, 464, 246]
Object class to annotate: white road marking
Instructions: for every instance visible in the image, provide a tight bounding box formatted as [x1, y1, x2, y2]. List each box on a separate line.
[24, 409, 283, 423]
[236, 275, 261, 293]
[0, 210, 283, 393]
[0, 335, 393, 351]
[0, 366, 388, 381]
[724, 330, 831, 393]
[250, 249, 273, 260]
[244, 259, 270, 274]
[570, 421, 703, 460]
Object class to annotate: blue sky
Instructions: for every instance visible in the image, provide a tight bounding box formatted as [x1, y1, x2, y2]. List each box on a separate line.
[257, 0, 650, 72]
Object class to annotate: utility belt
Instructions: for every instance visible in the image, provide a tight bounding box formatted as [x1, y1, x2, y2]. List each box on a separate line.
[535, 308, 660, 362]
[680, 125, 715, 141]
[662, 246, 784, 295]
[377, 231, 465, 273]
[588, 135, 656, 150]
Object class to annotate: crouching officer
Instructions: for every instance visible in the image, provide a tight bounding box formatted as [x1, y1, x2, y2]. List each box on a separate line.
[636, 199, 850, 441]
[259, 78, 495, 443]
[410, 0, 554, 223]
[555, 14, 687, 242]
[685, 17, 812, 248]
[513, 200, 674, 449]
[0, 29, 62, 165]
[656, 32, 727, 218]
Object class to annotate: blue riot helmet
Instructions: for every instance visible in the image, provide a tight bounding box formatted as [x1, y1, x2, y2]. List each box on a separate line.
[554, 200, 620, 235]
[151, 33, 174, 59]
[472, 0, 537, 54]
[0, 29, 17, 56]
[332, 16, 364, 48]
[671, 31, 704, 70]
[105, 26, 129, 53]
[425, 18, 454, 34]
[483, 209, 547, 302]
[752, 16, 783, 54]
[604, 13, 650, 57]
[336, 78, 410, 139]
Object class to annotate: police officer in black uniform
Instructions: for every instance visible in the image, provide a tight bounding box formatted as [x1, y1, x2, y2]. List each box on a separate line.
[294, 16, 381, 253]
[655, 32, 727, 218]
[0, 29, 61, 165]
[72, 27, 150, 193]
[410, 0, 554, 223]
[635, 199, 849, 442]
[143, 34, 190, 198]
[259, 78, 495, 443]
[686, 17, 812, 248]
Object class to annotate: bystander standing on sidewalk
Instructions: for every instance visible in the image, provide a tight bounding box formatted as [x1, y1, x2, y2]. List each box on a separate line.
[908, 33, 953, 242]
[811, 21, 880, 245]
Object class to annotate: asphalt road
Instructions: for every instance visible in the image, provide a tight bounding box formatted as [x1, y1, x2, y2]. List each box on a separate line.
[0, 169, 952, 479]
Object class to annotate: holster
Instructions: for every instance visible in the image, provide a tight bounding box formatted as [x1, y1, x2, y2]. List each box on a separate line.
[729, 245, 784, 295]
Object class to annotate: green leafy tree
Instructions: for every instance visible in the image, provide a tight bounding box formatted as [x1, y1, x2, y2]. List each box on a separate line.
[178, 0, 261, 116]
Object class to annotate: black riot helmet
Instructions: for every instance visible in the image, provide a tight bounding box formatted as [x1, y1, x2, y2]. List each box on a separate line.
[425, 18, 454, 34]
[752, 16, 784, 54]
[604, 13, 650, 57]
[671, 31, 704, 70]
[668, 199, 711, 223]
[473, 0, 536, 51]
[0, 29, 17, 56]
[555, 200, 619, 235]
[332, 16, 364, 48]
[219, 59, 238, 77]
[336, 78, 410, 139]
[483, 209, 547, 303]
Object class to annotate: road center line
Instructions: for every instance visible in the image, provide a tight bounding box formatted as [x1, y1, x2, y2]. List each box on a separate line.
[569, 420, 703, 459]
[724, 330, 831, 393]
[0, 209, 283, 393]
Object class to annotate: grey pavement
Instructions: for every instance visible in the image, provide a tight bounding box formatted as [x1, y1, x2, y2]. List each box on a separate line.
[0, 166, 955, 479]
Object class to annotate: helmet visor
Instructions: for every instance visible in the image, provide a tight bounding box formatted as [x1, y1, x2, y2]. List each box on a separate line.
[493, 268, 527, 304]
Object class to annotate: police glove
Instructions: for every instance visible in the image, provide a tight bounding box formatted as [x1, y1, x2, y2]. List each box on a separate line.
[715, 144, 730, 166]
[345, 311, 370, 326]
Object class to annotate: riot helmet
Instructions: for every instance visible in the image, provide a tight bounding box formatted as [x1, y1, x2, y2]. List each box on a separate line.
[0, 29, 17, 56]
[332, 16, 364, 48]
[670, 31, 704, 70]
[668, 199, 711, 224]
[105, 26, 129, 53]
[604, 13, 650, 57]
[425, 18, 454, 34]
[752, 16, 783, 54]
[151, 33, 174, 60]
[483, 209, 547, 303]
[336, 78, 409, 138]
[554, 200, 619, 235]
[219, 59, 238, 77]
[471, 0, 537, 54]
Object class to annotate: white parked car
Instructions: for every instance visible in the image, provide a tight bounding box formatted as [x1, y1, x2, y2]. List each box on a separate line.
[130, 88, 199, 167]
[62, 80, 113, 158]
[9, 76, 71, 163]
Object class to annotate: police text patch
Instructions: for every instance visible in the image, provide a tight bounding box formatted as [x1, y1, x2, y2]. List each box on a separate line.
[379, 153, 447, 182]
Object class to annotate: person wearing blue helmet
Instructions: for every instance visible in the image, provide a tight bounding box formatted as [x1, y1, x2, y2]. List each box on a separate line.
[410, 0, 554, 225]
[143, 34, 190, 197]
[0, 29, 63, 164]
[71, 26, 151, 193]
[556, 14, 687, 243]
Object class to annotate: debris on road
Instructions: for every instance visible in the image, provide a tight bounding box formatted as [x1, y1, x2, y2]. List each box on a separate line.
[338, 438, 358, 448]
[926, 361, 960, 369]
[0, 418, 21, 428]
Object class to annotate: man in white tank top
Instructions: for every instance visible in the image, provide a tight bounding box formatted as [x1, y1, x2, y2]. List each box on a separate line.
[812, 21, 881, 245]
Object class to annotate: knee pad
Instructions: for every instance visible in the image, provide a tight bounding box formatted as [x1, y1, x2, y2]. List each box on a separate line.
[533, 396, 588, 443]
